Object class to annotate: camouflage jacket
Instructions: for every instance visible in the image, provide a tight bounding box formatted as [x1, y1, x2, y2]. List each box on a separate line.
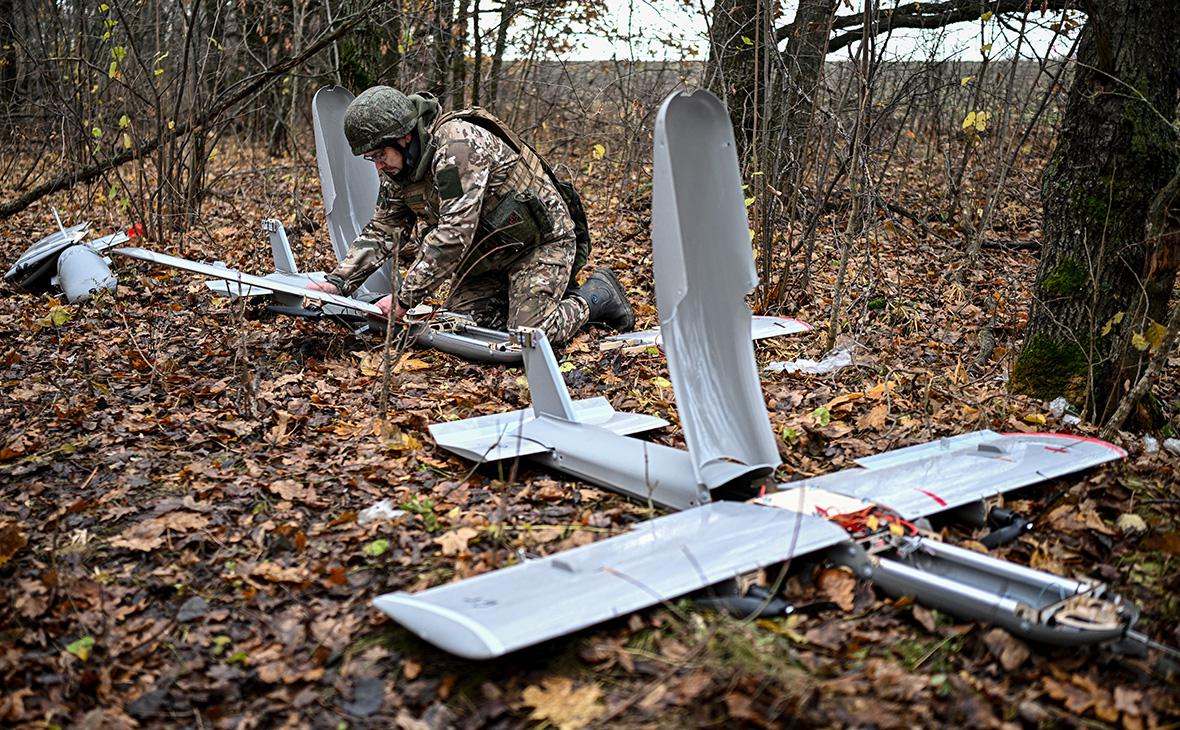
[327, 115, 574, 306]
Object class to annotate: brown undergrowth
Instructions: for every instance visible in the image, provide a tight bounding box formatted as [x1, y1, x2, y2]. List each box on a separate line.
[1, 142, 1177, 728]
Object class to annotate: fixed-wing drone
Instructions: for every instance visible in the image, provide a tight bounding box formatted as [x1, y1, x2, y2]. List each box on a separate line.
[371, 90, 1139, 660]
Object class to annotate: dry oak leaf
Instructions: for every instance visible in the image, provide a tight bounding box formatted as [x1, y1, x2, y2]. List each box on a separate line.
[14, 578, 49, 618]
[816, 565, 857, 611]
[857, 402, 890, 431]
[1042, 675, 1094, 716]
[637, 683, 668, 712]
[110, 512, 210, 551]
[252, 562, 309, 584]
[532, 480, 568, 502]
[267, 479, 325, 506]
[982, 627, 1030, 670]
[865, 380, 896, 400]
[0, 521, 28, 567]
[402, 658, 422, 680]
[521, 677, 605, 730]
[824, 391, 865, 415]
[397, 355, 432, 372]
[435, 527, 479, 557]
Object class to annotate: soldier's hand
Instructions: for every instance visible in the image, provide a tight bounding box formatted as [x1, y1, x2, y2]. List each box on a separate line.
[373, 295, 409, 321]
[304, 280, 340, 295]
[302, 280, 340, 309]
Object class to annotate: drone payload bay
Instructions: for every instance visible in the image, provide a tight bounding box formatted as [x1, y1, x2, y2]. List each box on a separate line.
[373, 90, 1137, 660]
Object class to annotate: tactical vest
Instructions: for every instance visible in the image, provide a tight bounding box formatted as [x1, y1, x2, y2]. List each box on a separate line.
[400, 108, 592, 286]
[436, 107, 552, 210]
[399, 177, 441, 227]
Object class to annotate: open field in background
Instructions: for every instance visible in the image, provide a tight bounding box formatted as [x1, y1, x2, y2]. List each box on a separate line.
[2, 54, 1179, 727]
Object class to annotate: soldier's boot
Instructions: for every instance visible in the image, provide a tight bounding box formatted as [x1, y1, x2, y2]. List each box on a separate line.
[574, 268, 635, 331]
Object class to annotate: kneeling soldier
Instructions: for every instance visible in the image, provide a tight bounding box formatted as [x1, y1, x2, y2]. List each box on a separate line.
[307, 85, 634, 344]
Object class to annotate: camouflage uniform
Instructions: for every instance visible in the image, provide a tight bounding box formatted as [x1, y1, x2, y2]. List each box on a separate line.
[327, 116, 591, 344]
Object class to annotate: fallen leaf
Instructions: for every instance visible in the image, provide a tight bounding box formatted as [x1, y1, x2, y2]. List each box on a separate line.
[673, 671, 712, 705]
[724, 691, 765, 723]
[267, 479, 326, 506]
[363, 539, 390, 557]
[1043, 676, 1094, 715]
[911, 605, 939, 633]
[110, 512, 210, 551]
[381, 427, 422, 451]
[252, 562, 307, 584]
[402, 658, 422, 680]
[533, 480, 568, 501]
[0, 522, 28, 567]
[15, 578, 49, 618]
[521, 677, 604, 730]
[866, 657, 928, 701]
[637, 683, 668, 711]
[816, 566, 856, 611]
[865, 380, 895, 400]
[66, 635, 96, 661]
[983, 628, 1029, 670]
[1114, 686, 1143, 716]
[435, 527, 478, 557]
[397, 356, 432, 372]
[1142, 532, 1180, 555]
[857, 402, 889, 430]
[825, 391, 864, 413]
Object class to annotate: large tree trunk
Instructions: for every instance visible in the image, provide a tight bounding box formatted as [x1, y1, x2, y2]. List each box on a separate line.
[486, 0, 516, 111]
[430, 0, 455, 97]
[705, 0, 759, 155]
[778, 0, 835, 178]
[0, 0, 16, 113]
[450, 0, 470, 108]
[1011, 0, 1180, 423]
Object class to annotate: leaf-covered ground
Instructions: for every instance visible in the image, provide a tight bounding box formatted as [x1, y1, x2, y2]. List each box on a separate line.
[1, 145, 1178, 729]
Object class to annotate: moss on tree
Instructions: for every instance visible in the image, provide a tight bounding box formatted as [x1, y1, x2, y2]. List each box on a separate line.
[1010, 333, 1089, 403]
[1040, 258, 1089, 299]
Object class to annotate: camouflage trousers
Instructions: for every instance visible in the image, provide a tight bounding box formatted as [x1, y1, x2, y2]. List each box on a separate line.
[448, 234, 590, 345]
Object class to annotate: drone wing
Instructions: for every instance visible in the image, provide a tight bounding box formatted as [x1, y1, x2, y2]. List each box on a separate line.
[112, 247, 383, 316]
[374, 501, 849, 659]
[770, 430, 1126, 520]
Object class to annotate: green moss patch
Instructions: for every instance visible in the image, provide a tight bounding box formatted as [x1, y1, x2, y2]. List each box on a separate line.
[1041, 258, 1089, 299]
[1010, 333, 1088, 402]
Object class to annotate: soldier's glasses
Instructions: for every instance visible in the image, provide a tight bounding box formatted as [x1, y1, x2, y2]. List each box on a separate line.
[362, 149, 384, 163]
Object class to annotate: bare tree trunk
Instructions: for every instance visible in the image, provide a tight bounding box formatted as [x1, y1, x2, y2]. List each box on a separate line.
[450, 0, 469, 108]
[486, 0, 516, 110]
[471, 0, 481, 106]
[0, 0, 16, 113]
[1011, 0, 1180, 424]
[705, 0, 758, 155]
[430, 0, 455, 96]
[778, 0, 835, 188]
[843, 0, 875, 236]
[760, 0, 835, 307]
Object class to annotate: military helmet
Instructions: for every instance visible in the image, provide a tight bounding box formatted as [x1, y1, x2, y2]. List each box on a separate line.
[343, 86, 418, 156]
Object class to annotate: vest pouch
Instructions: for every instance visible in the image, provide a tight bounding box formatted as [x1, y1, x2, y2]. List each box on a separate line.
[481, 192, 552, 248]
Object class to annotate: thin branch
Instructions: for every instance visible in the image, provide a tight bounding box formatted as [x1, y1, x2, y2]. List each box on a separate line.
[0, 2, 377, 220]
[776, 0, 1084, 53]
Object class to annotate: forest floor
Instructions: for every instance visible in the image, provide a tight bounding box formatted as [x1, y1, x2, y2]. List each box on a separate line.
[1, 142, 1178, 729]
